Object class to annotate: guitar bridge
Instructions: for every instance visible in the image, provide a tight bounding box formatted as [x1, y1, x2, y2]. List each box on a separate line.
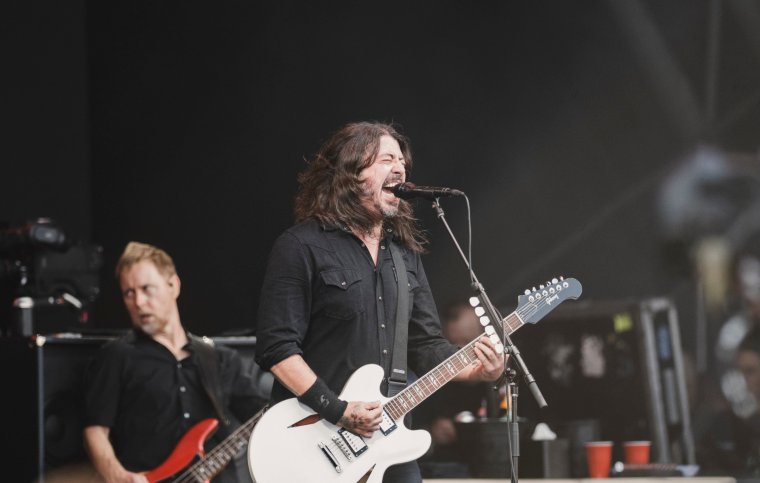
[337, 428, 368, 456]
[331, 435, 353, 461]
[318, 442, 342, 473]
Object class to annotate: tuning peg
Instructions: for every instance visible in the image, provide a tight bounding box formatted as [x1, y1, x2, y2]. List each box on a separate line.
[495, 343, 505, 354]
[479, 316, 490, 326]
[532, 286, 536, 292]
[485, 325, 495, 335]
[489, 334, 500, 345]
[560, 276, 564, 281]
[524, 289, 531, 295]
[540, 284, 545, 290]
[552, 277, 558, 284]
[469, 296, 480, 307]
[474, 306, 485, 317]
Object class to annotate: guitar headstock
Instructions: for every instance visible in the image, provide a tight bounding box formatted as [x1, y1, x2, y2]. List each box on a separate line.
[517, 277, 582, 324]
[468, 296, 505, 354]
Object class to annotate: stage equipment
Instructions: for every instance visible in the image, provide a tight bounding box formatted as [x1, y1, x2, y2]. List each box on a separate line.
[511, 297, 696, 476]
[428, 192, 569, 482]
[0, 219, 102, 336]
[0, 335, 108, 482]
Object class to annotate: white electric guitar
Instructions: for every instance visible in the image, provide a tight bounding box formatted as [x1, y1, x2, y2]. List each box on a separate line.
[248, 277, 582, 483]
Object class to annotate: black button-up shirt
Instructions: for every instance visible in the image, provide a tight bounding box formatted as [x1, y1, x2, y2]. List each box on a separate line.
[255, 219, 458, 403]
[84, 330, 266, 480]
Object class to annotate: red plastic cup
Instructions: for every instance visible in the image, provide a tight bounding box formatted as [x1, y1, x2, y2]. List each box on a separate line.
[585, 441, 613, 478]
[624, 440, 651, 464]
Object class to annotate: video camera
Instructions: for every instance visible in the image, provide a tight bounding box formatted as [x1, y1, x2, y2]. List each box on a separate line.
[0, 219, 103, 336]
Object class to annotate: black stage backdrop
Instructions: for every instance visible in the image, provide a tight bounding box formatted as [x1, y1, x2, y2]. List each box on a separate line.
[4, 1, 760, 358]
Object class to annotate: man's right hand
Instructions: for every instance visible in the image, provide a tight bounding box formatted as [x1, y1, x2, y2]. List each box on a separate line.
[106, 469, 148, 483]
[338, 400, 383, 438]
[84, 426, 148, 483]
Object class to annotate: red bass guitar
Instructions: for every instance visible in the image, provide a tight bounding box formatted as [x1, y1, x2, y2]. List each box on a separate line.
[143, 407, 266, 482]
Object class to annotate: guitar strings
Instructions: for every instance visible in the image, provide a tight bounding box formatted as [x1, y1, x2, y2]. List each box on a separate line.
[173, 411, 263, 483]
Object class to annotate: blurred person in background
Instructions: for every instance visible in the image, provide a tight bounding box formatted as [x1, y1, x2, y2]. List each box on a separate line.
[83, 242, 267, 483]
[415, 302, 500, 477]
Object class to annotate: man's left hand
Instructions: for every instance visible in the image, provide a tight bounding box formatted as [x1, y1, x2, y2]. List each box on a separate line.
[471, 335, 506, 381]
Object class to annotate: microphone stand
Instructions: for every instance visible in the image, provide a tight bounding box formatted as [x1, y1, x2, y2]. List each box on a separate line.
[430, 199, 547, 483]
[507, 368, 520, 482]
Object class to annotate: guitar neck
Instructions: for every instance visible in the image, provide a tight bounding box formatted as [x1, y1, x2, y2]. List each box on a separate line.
[181, 408, 265, 481]
[384, 310, 523, 421]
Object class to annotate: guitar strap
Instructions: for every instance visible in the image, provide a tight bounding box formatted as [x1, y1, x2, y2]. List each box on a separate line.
[388, 242, 409, 397]
[189, 333, 231, 426]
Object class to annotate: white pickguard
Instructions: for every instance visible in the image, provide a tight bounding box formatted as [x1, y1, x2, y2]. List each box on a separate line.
[248, 364, 431, 483]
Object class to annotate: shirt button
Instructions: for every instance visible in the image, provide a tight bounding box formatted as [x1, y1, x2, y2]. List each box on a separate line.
[183, 412, 190, 419]
[341, 281, 346, 286]
[378, 296, 382, 300]
[380, 324, 386, 329]
[380, 245, 386, 250]
[176, 363, 182, 369]
[180, 386, 186, 392]
[382, 349, 388, 355]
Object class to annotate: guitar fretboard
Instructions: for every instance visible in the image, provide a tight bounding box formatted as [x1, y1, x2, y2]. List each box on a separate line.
[383, 310, 523, 421]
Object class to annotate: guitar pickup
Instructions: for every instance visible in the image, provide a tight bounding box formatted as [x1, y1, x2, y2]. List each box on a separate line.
[379, 409, 397, 436]
[337, 428, 368, 456]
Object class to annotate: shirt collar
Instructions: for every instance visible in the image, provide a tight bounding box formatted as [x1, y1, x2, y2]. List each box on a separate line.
[321, 220, 397, 240]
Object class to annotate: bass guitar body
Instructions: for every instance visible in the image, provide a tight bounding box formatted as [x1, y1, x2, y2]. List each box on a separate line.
[144, 418, 218, 482]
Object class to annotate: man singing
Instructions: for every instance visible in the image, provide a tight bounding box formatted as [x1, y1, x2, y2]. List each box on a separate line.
[255, 121, 505, 482]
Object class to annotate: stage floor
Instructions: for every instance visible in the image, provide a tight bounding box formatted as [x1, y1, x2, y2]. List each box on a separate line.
[424, 479, 736, 483]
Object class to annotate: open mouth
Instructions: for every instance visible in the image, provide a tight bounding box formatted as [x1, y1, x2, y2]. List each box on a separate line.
[382, 184, 400, 195]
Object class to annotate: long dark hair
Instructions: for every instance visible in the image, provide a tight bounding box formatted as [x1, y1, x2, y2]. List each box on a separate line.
[294, 121, 427, 252]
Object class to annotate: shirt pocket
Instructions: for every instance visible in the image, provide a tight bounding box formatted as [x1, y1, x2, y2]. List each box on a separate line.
[318, 269, 364, 320]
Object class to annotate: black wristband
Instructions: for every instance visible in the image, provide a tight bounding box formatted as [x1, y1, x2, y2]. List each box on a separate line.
[298, 378, 348, 425]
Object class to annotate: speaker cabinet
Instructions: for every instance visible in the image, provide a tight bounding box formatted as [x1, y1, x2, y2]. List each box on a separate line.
[0, 336, 108, 482]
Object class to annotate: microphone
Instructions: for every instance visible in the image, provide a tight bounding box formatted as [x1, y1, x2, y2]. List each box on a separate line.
[391, 182, 465, 200]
